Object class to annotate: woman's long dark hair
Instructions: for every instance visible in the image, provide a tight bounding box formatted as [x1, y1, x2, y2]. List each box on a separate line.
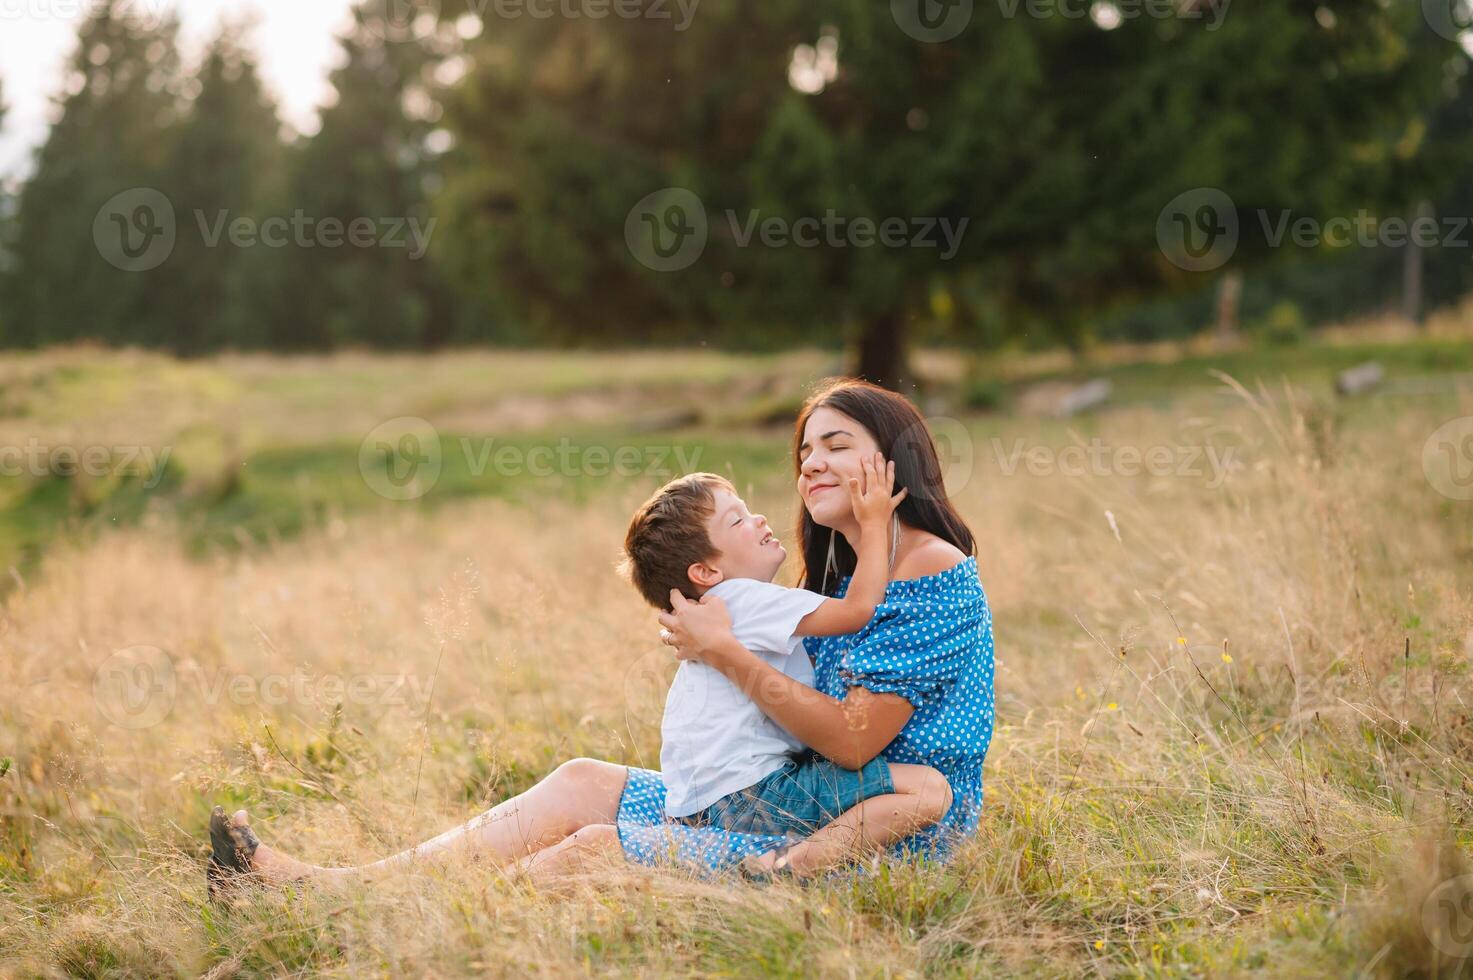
[794, 379, 975, 595]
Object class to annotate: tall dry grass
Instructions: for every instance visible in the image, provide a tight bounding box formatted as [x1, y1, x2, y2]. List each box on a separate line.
[1, 378, 1471, 976]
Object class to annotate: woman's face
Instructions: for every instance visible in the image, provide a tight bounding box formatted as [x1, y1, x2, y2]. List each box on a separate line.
[797, 405, 882, 528]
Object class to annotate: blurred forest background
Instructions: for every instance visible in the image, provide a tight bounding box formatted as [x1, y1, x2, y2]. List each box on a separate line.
[1, 0, 1472, 385]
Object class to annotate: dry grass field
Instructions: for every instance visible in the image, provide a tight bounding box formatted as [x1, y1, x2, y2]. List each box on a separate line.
[1, 342, 1471, 976]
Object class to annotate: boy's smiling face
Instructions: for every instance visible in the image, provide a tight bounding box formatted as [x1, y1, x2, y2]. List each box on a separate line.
[692, 487, 786, 588]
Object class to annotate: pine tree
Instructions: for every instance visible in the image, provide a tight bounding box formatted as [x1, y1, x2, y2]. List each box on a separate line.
[437, 1, 1468, 383]
[3, 0, 184, 347]
[161, 23, 284, 353]
[261, 0, 455, 350]
[0, 78, 12, 296]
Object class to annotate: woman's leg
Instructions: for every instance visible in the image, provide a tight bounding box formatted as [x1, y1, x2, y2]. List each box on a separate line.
[742, 763, 952, 878]
[239, 757, 630, 885]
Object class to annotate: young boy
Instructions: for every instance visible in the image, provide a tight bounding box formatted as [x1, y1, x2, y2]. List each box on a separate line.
[620, 455, 952, 877]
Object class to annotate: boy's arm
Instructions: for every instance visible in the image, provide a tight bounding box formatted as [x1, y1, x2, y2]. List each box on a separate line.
[796, 453, 907, 637]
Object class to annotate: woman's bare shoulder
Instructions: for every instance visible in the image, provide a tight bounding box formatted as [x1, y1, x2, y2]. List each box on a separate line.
[892, 530, 968, 581]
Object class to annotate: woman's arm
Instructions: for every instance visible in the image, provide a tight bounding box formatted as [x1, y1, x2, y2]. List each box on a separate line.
[659, 592, 914, 770]
[709, 634, 913, 769]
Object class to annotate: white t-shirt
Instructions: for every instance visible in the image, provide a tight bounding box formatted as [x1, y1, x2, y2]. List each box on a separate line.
[660, 577, 828, 818]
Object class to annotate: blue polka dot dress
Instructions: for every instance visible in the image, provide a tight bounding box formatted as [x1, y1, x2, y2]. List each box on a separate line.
[615, 556, 996, 871]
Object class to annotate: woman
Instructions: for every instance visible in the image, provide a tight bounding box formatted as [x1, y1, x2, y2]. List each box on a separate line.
[209, 379, 994, 887]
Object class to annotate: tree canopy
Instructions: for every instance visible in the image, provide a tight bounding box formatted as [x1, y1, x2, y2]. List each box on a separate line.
[0, 0, 1469, 381]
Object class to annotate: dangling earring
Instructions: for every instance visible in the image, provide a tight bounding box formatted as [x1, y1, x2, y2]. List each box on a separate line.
[822, 528, 837, 594]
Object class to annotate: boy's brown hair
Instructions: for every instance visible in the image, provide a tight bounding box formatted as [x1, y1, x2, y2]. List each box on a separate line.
[620, 472, 735, 611]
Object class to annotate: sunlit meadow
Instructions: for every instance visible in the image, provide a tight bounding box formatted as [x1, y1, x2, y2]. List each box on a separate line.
[1, 342, 1471, 976]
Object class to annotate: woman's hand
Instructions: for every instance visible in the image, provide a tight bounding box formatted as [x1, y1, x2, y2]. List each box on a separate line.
[657, 591, 734, 664]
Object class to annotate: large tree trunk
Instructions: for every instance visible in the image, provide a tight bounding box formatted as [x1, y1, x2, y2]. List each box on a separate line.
[1402, 201, 1431, 328]
[1214, 269, 1242, 347]
[855, 310, 908, 390]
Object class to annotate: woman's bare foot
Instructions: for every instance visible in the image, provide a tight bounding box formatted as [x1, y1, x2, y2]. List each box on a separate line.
[232, 810, 328, 885]
[738, 842, 808, 880]
[210, 807, 337, 891]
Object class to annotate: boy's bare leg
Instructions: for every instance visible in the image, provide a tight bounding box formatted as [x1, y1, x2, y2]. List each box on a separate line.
[742, 763, 952, 879]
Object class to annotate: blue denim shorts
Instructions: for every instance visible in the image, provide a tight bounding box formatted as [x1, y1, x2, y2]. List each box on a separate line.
[677, 750, 895, 837]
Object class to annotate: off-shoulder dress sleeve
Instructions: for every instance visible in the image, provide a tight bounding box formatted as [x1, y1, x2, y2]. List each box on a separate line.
[834, 570, 986, 708]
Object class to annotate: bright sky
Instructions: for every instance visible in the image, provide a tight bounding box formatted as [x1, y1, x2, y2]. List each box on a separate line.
[0, 0, 360, 178]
